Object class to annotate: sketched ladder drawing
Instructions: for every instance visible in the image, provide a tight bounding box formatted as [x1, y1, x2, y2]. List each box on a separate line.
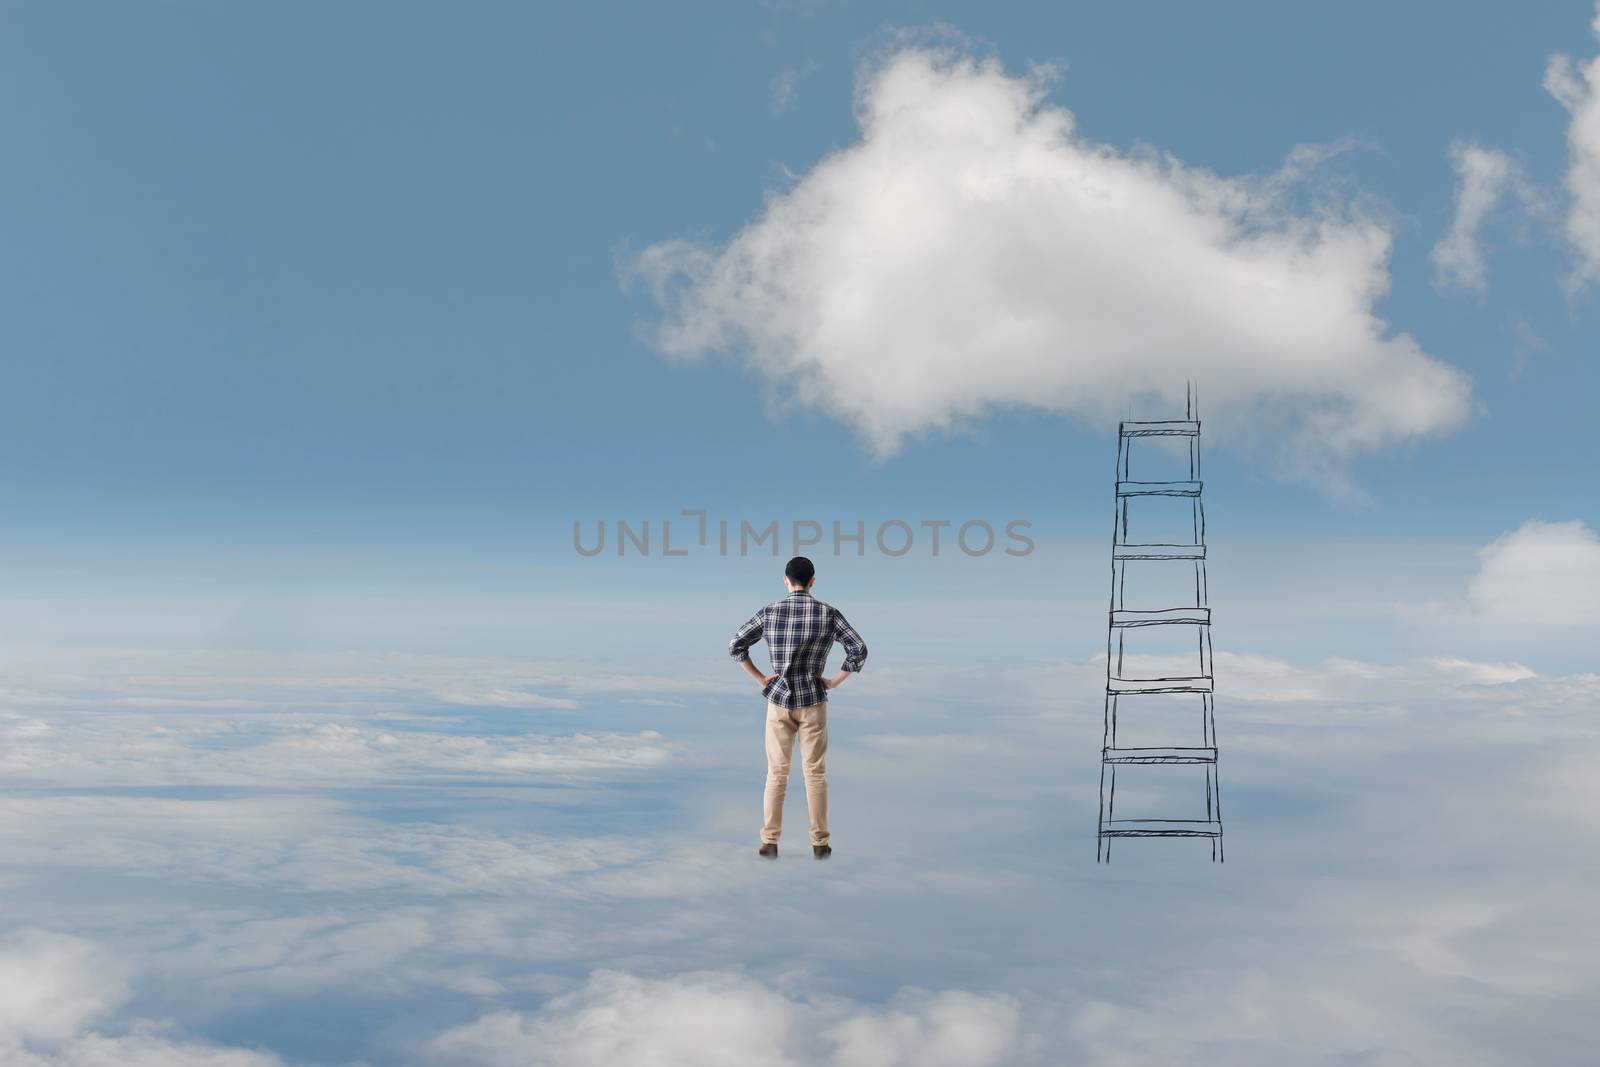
[1097, 386, 1224, 862]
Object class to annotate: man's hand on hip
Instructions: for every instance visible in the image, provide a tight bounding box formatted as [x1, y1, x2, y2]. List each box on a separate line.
[738, 657, 776, 687]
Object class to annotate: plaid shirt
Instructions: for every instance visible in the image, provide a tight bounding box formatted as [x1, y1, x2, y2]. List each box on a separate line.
[728, 588, 868, 709]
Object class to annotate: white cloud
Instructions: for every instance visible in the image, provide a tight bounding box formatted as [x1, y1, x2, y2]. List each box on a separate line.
[827, 991, 1020, 1067]
[1430, 141, 1542, 294]
[1423, 656, 1538, 685]
[1466, 518, 1600, 625]
[1546, 5, 1600, 288]
[0, 931, 285, 1067]
[432, 971, 800, 1067]
[1396, 519, 1600, 635]
[627, 45, 1471, 488]
[0, 931, 128, 1045]
[429, 970, 1022, 1067]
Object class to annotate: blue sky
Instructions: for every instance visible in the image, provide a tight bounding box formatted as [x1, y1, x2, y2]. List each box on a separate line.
[0, 2, 1598, 1065]
[2, 1, 1595, 542]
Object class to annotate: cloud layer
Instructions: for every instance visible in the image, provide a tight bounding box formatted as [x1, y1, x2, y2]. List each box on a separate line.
[628, 46, 1472, 484]
[0, 637, 1597, 1065]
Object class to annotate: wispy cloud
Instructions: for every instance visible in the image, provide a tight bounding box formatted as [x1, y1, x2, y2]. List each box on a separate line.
[770, 60, 818, 113]
[1546, 3, 1600, 290]
[1431, 141, 1546, 295]
[0, 711, 670, 787]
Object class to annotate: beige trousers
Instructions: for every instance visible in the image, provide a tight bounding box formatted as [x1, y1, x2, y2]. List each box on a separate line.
[762, 700, 828, 846]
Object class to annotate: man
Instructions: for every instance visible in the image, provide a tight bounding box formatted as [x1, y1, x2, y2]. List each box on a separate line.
[728, 555, 868, 860]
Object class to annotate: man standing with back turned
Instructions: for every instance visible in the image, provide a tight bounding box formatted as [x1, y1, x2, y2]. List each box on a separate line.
[729, 555, 868, 860]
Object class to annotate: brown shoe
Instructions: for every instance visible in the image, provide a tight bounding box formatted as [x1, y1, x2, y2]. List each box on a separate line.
[758, 842, 778, 859]
[813, 845, 832, 859]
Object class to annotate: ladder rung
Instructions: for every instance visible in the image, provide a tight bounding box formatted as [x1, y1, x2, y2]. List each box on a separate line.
[1111, 608, 1210, 627]
[1116, 481, 1201, 497]
[1104, 746, 1216, 764]
[1114, 543, 1206, 560]
[1120, 420, 1199, 437]
[1108, 676, 1213, 694]
[1101, 819, 1222, 838]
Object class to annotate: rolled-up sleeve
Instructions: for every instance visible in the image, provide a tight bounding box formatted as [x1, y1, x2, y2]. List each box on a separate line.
[728, 609, 764, 662]
[832, 610, 867, 672]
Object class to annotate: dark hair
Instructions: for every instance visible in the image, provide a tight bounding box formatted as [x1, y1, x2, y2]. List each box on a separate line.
[785, 555, 815, 586]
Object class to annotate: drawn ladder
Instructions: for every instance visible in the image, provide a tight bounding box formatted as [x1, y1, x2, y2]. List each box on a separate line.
[1097, 385, 1224, 862]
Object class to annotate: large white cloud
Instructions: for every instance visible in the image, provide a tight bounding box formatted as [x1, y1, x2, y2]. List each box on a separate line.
[1546, 5, 1600, 288]
[627, 46, 1471, 485]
